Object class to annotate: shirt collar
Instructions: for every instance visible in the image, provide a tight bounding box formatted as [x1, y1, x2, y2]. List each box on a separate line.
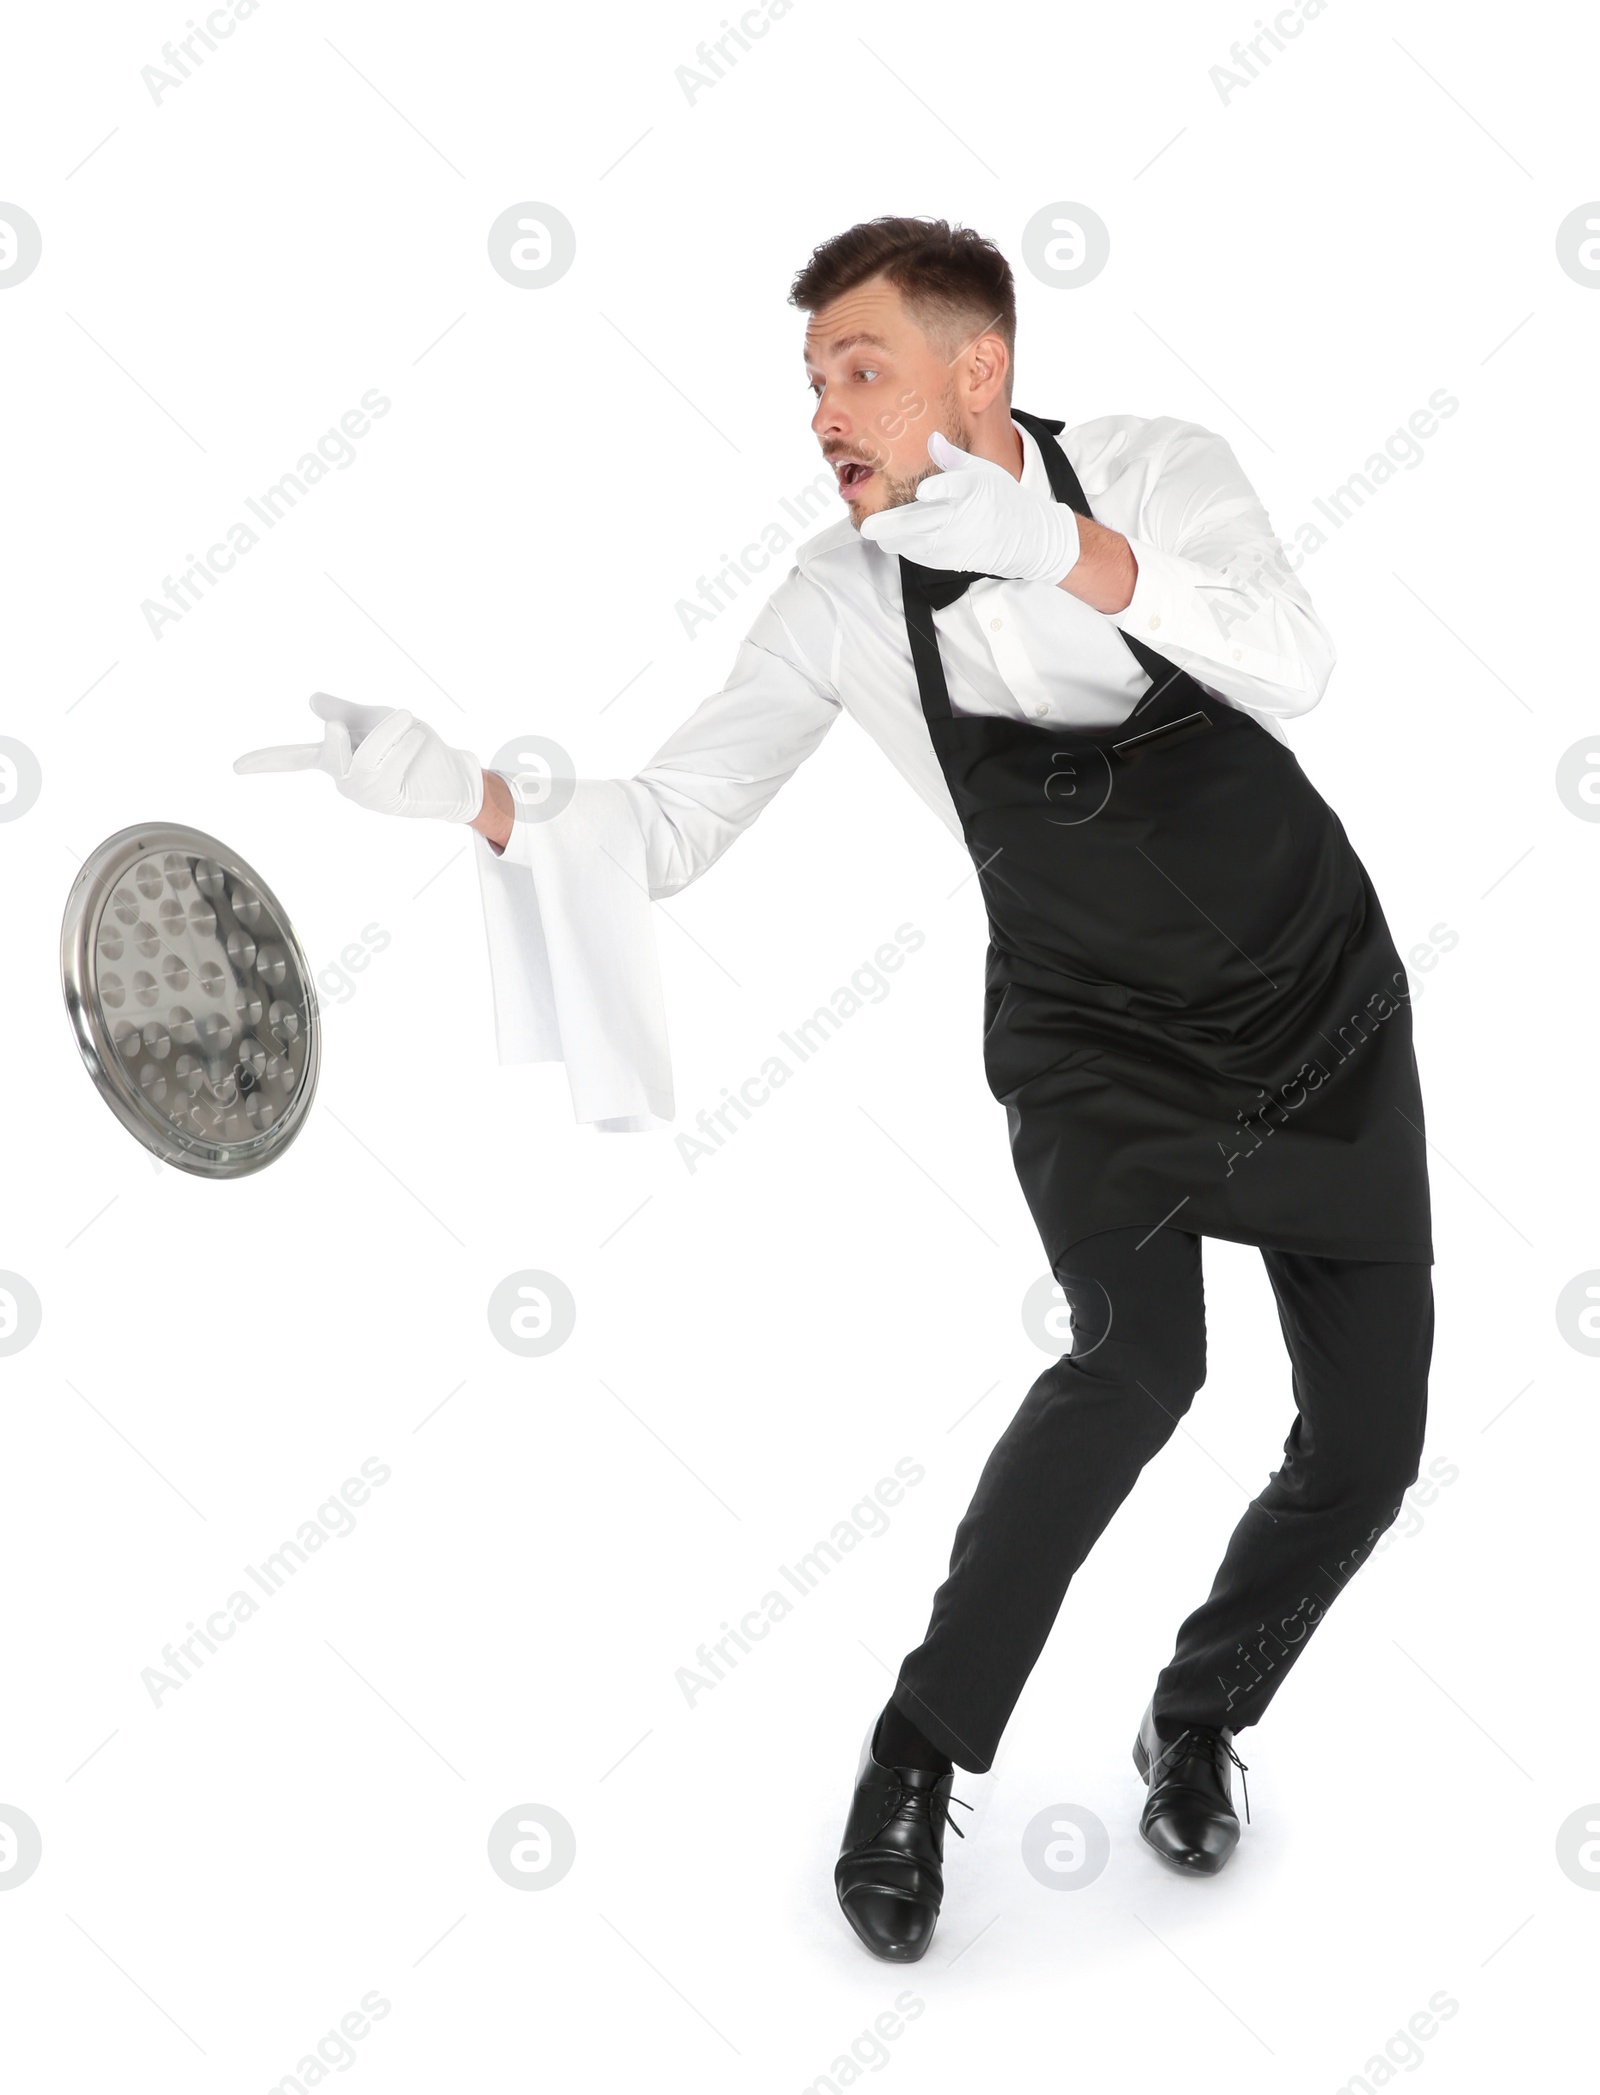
[1012, 415, 1048, 497]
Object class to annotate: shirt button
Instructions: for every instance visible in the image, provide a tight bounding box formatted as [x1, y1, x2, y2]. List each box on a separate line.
[1232, 649, 1242, 660]
[990, 618, 1003, 630]
[1148, 615, 1162, 630]
[1033, 704, 1049, 718]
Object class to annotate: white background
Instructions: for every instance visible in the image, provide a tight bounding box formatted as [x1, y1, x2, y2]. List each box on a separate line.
[2, 0, 1596, 2087]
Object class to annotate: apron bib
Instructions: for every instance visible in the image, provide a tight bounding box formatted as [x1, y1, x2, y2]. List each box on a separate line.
[900, 408, 1433, 1266]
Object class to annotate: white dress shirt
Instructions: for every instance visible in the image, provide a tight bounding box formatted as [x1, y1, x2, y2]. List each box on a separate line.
[475, 412, 1335, 1129]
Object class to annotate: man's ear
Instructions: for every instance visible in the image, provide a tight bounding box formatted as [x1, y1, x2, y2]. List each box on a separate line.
[961, 326, 1011, 415]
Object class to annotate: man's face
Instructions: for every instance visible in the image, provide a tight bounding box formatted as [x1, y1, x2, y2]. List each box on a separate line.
[803, 276, 973, 528]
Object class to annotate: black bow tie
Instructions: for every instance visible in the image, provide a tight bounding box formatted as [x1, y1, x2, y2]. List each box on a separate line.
[899, 556, 1000, 610]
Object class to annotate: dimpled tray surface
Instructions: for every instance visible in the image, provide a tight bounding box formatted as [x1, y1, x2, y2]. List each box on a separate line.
[61, 823, 320, 1178]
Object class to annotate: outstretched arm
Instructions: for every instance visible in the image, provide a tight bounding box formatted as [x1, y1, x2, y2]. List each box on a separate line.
[234, 577, 843, 1128]
[474, 577, 842, 885]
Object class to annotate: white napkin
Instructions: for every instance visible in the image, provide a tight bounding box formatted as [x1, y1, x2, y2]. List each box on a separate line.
[473, 779, 673, 1131]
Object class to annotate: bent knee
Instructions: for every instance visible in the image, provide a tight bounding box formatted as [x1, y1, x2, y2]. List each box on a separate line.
[1063, 1326, 1207, 1427]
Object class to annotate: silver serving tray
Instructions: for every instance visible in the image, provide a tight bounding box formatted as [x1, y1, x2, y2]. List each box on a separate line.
[61, 823, 320, 1177]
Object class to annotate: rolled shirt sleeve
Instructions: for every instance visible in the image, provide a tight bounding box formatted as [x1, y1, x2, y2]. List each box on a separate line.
[474, 576, 842, 1129]
[1114, 423, 1335, 724]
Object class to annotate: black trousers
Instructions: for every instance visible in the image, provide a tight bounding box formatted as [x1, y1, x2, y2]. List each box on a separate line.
[893, 1225, 1434, 1773]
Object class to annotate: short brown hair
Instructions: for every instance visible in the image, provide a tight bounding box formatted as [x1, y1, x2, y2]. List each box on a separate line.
[788, 216, 1017, 397]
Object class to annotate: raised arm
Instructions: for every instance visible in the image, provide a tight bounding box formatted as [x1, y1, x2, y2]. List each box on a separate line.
[1091, 419, 1335, 722]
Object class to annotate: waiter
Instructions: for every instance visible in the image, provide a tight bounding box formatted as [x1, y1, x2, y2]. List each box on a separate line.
[238, 217, 1434, 1966]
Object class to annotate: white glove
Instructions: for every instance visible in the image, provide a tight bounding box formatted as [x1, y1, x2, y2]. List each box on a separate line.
[860, 429, 1080, 584]
[234, 692, 485, 824]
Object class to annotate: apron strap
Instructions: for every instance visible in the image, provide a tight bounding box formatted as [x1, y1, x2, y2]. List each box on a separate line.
[902, 578, 957, 722]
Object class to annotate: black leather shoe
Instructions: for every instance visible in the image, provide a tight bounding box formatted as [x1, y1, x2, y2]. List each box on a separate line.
[1132, 1700, 1250, 1876]
[834, 1718, 969, 1962]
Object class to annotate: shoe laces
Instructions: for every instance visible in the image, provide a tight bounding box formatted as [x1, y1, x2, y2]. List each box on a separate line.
[1164, 1727, 1250, 1825]
[889, 1774, 974, 1840]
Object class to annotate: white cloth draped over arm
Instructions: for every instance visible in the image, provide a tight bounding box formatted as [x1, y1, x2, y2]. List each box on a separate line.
[474, 578, 843, 1130]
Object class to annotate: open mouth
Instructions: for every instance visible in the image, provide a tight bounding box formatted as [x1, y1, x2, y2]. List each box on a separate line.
[834, 459, 876, 497]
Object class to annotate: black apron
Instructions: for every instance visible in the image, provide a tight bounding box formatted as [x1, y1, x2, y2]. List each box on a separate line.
[899, 409, 1433, 1268]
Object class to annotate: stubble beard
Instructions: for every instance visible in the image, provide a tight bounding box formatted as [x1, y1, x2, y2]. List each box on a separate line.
[849, 384, 975, 530]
